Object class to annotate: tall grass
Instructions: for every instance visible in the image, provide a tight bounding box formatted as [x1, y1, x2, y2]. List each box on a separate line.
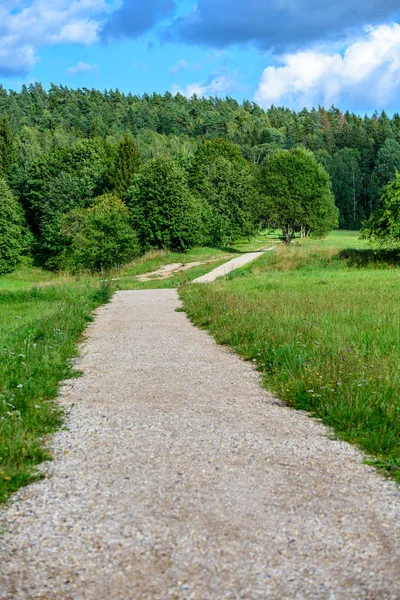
[0, 281, 111, 502]
[181, 233, 400, 482]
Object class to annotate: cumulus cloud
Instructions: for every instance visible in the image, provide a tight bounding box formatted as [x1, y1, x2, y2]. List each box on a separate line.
[166, 0, 399, 51]
[67, 61, 99, 75]
[101, 0, 176, 42]
[254, 23, 400, 110]
[172, 73, 236, 97]
[0, 0, 110, 76]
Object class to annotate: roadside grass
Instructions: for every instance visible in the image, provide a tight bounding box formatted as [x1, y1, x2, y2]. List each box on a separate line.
[180, 231, 400, 483]
[0, 281, 112, 503]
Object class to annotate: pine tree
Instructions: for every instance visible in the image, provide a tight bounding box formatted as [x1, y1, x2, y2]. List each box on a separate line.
[0, 178, 29, 274]
[0, 117, 14, 177]
[109, 134, 141, 196]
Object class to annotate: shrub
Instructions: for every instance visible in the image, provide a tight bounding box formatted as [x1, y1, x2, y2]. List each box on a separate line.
[60, 194, 140, 272]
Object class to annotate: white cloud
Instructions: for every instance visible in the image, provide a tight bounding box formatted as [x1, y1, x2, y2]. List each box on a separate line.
[169, 59, 190, 73]
[67, 61, 99, 75]
[0, 0, 112, 75]
[254, 23, 400, 110]
[172, 74, 236, 97]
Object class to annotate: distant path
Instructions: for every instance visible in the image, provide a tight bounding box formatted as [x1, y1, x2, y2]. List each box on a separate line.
[192, 247, 275, 283]
[0, 289, 399, 599]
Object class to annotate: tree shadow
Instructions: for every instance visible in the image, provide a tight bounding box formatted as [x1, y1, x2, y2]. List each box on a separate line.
[217, 246, 243, 254]
[339, 248, 400, 268]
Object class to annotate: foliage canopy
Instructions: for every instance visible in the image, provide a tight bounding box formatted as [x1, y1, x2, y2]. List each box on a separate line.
[361, 172, 400, 249]
[259, 147, 338, 243]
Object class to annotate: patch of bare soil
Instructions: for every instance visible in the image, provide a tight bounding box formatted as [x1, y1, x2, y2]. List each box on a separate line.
[136, 258, 222, 282]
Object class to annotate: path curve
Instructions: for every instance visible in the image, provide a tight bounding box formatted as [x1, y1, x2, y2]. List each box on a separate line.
[192, 247, 275, 283]
[0, 289, 399, 599]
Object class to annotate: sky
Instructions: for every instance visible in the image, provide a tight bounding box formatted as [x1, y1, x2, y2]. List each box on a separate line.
[1, 0, 400, 112]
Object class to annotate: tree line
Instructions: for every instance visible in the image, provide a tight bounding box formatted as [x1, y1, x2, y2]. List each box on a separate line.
[0, 84, 398, 274]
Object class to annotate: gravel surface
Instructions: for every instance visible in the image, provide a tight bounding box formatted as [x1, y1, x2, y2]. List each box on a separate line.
[0, 289, 399, 599]
[192, 248, 274, 283]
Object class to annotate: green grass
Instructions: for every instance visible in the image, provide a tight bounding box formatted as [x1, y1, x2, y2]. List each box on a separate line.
[0, 264, 59, 291]
[0, 281, 112, 503]
[180, 232, 400, 482]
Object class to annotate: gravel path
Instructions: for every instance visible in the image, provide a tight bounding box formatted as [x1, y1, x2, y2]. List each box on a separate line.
[1, 289, 399, 599]
[192, 248, 274, 283]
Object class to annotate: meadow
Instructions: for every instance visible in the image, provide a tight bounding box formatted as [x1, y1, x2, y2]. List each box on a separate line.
[181, 231, 400, 482]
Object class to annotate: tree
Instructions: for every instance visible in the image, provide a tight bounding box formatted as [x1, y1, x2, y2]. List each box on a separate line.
[60, 194, 140, 272]
[373, 139, 400, 190]
[259, 148, 338, 243]
[0, 117, 15, 177]
[361, 172, 400, 249]
[23, 139, 108, 266]
[189, 138, 246, 190]
[0, 178, 31, 274]
[107, 134, 141, 196]
[127, 155, 201, 251]
[197, 156, 258, 245]
[329, 149, 363, 229]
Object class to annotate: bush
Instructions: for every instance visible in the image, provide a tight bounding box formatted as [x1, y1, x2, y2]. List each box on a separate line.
[60, 194, 140, 273]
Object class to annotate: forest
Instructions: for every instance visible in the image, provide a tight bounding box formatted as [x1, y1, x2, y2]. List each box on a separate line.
[1, 83, 400, 274]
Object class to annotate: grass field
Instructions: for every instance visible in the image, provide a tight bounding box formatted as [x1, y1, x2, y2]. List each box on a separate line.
[181, 231, 400, 482]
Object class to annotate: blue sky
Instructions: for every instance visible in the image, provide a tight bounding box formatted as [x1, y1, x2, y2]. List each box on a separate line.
[1, 0, 400, 112]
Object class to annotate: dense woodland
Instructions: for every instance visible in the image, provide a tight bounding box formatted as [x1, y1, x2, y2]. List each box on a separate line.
[0, 84, 399, 273]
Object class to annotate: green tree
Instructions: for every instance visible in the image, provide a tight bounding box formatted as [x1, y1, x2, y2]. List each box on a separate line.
[329, 149, 363, 229]
[127, 155, 201, 251]
[259, 148, 338, 243]
[107, 134, 141, 196]
[0, 117, 15, 177]
[197, 156, 257, 245]
[60, 194, 140, 272]
[23, 139, 108, 266]
[190, 138, 246, 190]
[361, 172, 400, 249]
[373, 139, 400, 190]
[0, 178, 31, 274]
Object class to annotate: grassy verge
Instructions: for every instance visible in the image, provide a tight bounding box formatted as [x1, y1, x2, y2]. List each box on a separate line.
[0, 281, 111, 503]
[180, 231, 400, 483]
